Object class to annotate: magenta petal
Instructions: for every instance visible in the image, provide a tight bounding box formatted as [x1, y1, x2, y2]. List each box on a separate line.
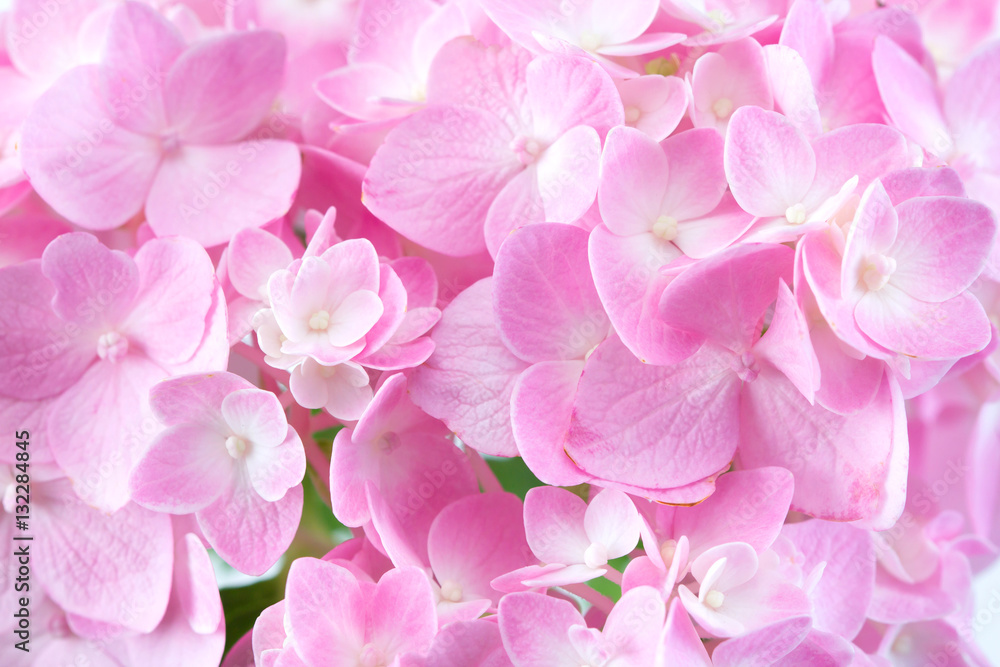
[146, 141, 301, 247]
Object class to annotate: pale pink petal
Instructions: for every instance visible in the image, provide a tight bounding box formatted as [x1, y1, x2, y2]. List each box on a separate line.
[246, 427, 305, 502]
[49, 355, 168, 512]
[616, 75, 687, 141]
[534, 124, 601, 222]
[724, 106, 816, 217]
[0, 261, 96, 400]
[35, 479, 173, 633]
[227, 228, 294, 300]
[660, 127, 728, 221]
[778, 0, 833, 85]
[855, 288, 991, 360]
[945, 41, 1000, 166]
[285, 558, 366, 665]
[657, 599, 712, 666]
[711, 616, 812, 666]
[888, 197, 996, 302]
[422, 619, 513, 667]
[428, 492, 532, 605]
[315, 63, 416, 121]
[673, 194, 754, 259]
[584, 489, 641, 560]
[524, 486, 591, 564]
[167, 31, 286, 144]
[598, 125, 670, 237]
[19, 66, 162, 230]
[691, 39, 772, 135]
[146, 141, 301, 247]
[810, 321, 885, 415]
[601, 587, 664, 664]
[753, 280, 821, 402]
[129, 422, 233, 513]
[872, 36, 952, 158]
[149, 372, 252, 428]
[806, 124, 909, 211]
[197, 472, 302, 575]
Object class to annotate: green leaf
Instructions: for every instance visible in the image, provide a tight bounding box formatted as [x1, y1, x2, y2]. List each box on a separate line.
[487, 456, 545, 499]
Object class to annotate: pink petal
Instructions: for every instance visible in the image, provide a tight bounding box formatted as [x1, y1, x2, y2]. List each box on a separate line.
[100, 1, 184, 135]
[564, 336, 741, 491]
[658, 599, 712, 666]
[363, 105, 522, 257]
[711, 616, 812, 666]
[781, 520, 874, 639]
[855, 288, 991, 360]
[35, 480, 173, 633]
[598, 125, 670, 237]
[227, 228, 294, 300]
[369, 567, 438, 658]
[660, 127, 729, 222]
[778, 0, 833, 85]
[221, 387, 288, 447]
[49, 355, 168, 511]
[740, 367, 903, 525]
[315, 63, 417, 121]
[0, 261, 96, 400]
[498, 592, 586, 667]
[810, 320, 885, 415]
[494, 223, 608, 362]
[872, 36, 952, 157]
[129, 422, 234, 513]
[691, 39, 772, 134]
[601, 587, 665, 664]
[659, 243, 794, 354]
[526, 53, 623, 143]
[888, 196, 996, 302]
[945, 41, 1000, 166]
[724, 106, 816, 217]
[753, 280, 821, 402]
[806, 124, 909, 211]
[428, 492, 532, 606]
[197, 472, 302, 575]
[511, 360, 590, 486]
[146, 141, 301, 247]
[149, 371, 252, 428]
[123, 236, 216, 367]
[167, 31, 286, 144]
[285, 558, 366, 665]
[19, 66, 161, 230]
[524, 486, 591, 564]
[587, 226, 700, 365]
[409, 279, 529, 457]
[534, 124, 602, 222]
[422, 619, 513, 667]
[174, 532, 224, 634]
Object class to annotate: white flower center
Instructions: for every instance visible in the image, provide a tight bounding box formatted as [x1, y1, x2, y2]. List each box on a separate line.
[652, 215, 679, 242]
[510, 135, 543, 165]
[308, 310, 330, 331]
[583, 542, 609, 569]
[712, 97, 734, 119]
[660, 539, 678, 565]
[624, 106, 641, 123]
[579, 31, 602, 51]
[785, 203, 808, 225]
[439, 580, 463, 603]
[97, 331, 129, 362]
[704, 589, 725, 609]
[225, 435, 248, 459]
[862, 254, 896, 292]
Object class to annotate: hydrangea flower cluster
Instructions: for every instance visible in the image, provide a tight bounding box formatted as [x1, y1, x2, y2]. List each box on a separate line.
[1, 0, 999, 664]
